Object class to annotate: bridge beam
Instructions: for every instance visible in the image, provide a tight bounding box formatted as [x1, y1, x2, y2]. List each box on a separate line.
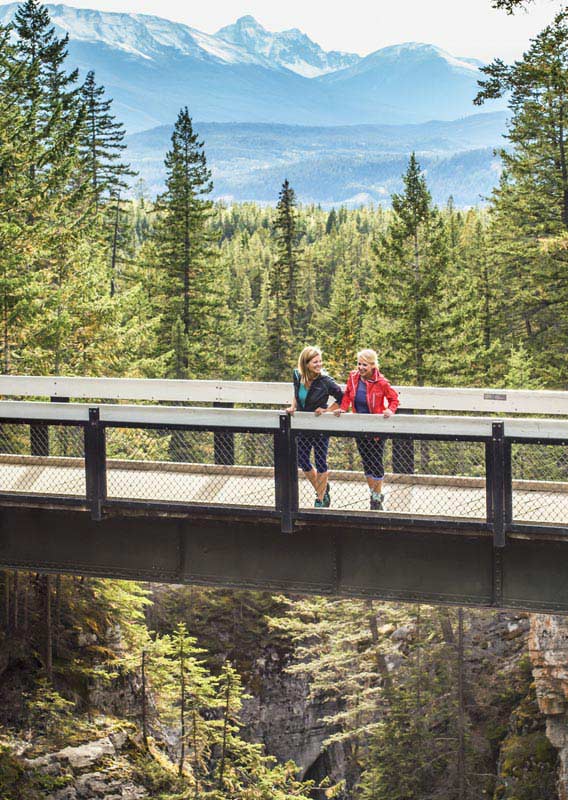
[0, 507, 567, 612]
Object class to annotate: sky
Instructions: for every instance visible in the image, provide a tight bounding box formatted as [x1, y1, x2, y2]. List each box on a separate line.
[39, 0, 566, 61]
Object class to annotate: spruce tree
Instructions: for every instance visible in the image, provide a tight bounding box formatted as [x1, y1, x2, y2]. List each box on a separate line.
[14, 0, 83, 189]
[273, 178, 302, 336]
[316, 258, 362, 379]
[0, 23, 36, 373]
[475, 10, 568, 384]
[147, 108, 227, 378]
[79, 70, 134, 211]
[365, 153, 449, 385]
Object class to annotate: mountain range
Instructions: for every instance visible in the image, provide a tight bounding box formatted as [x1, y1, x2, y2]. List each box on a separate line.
[0, 3, 508, 204]
[126, 114, 506, 207]
[0, 4, 505, 133]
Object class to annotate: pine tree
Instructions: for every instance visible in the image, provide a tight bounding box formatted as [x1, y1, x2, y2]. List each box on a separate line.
[364, 153, 449, 385]
[79, 70, 134, 211]
[272, 178, 302, 336]
[442, 209, 503, 385]
[0, 23, 38, 373]
[14, 0, 83, 193]
[475, 11, 568, 385]
[316, 258, 362, 379]
[147, 108, 228, 378]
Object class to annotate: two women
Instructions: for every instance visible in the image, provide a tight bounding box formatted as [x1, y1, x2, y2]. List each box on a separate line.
[289, 346, 398, 511]
[286, 346, 343, 507]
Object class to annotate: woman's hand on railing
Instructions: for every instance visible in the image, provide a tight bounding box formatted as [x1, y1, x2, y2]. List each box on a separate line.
[333, 409, 345, 417]
[314, 407, 328, 416]
[383, 408, 395, 418]
[285, 405, 295, 415]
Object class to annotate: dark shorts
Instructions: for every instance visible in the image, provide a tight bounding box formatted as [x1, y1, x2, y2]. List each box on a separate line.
[296, 434, 330, 474]
[356, 437, 385, 480]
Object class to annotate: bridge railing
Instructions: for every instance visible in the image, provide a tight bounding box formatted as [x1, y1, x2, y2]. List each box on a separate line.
[0, 375, 567, 415]
[0, 402, 566, 542]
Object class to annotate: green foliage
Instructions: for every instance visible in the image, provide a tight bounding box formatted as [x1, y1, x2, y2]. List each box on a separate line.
[264, 179, 301, 379]
[476, 11, 568, 385]
[24, 679, 75, 741]
[494, 686, 558, 799]
[0, 741, 73, 799]
[365, 153, 449, 385]
[144, 107, 232, 379]
[79, 69, 134, 209]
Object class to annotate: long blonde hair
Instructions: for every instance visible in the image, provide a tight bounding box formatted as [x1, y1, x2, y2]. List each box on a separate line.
[298, 346, 322, 384]
[357, 348, 378, 368]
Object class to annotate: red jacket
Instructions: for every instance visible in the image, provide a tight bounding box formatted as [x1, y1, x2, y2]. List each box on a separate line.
[340, 369, 399, 414]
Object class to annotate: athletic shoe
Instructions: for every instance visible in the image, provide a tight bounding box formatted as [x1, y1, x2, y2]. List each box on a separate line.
[323, 483, 331, 508]
[370, 493, 384, 511]
[314, 498, 324, 508]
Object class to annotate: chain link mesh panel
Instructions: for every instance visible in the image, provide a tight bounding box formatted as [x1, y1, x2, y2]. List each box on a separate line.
[511, 443, 568, 524]
[0, 422, 85, 496]
[105, 427, 275, 507]
[297, 434, 486, 519]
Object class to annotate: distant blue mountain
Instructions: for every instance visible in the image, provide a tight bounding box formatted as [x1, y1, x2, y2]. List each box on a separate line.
[0, 4, 505, 132]
[320, 42, 487, 124]
[126, 114, 507, 206]
[215, 15, 360, 77]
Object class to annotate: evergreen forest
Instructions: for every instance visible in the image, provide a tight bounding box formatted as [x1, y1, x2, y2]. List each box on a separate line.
[0, 0, 567, 798]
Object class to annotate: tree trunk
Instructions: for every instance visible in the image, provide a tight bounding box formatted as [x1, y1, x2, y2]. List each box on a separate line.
[438, 608, 455, 645]
[179, 645, 185, 775]
[141, 649, 148, 749]
[44, 574, 53, 682]
[366, 601, 393, 693]
[12, 570, 18, 633]
[192, 706, 199, 800]
[54, 574, 61, 658]
[457, 607, 466, 800]
[218, 670, 231, 789]
[4, 571, 10, 632]
[110, 195, 120, 297]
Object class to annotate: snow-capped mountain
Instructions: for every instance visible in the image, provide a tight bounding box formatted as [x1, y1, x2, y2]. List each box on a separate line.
[320, 42, 487, 122]
[0, 3, 504, 132]
[323, 42, 482, 82]
[215, 15, 359, 78]
[0, 3, 275, 67]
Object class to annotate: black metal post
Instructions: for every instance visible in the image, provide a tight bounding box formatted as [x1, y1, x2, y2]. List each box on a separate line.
[213, 402, 235, 465]
[491, 422, 506, 548]
[504, 440, 513, 526]
[30, 397, 71, 456]
[51, 396, 70, 456]
[392, 408, 415, 474]
[274, 413, 297, 534]
[84, 407, 106, 521]
[485, 441, 493, 523]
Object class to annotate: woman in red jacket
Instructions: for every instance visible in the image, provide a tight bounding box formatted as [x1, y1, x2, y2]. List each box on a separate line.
[336, 349, 399, 510]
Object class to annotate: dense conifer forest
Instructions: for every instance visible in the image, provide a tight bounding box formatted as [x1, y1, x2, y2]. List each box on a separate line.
[0, 1, 567, 798]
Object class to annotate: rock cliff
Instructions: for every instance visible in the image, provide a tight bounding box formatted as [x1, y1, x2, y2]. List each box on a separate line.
[530, 614, 568, 798]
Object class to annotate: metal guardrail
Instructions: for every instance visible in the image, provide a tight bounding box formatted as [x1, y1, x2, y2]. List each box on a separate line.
[0, 404, 565, 543]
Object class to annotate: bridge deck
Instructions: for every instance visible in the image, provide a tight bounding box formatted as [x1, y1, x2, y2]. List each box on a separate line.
[1, 456, 566, 525]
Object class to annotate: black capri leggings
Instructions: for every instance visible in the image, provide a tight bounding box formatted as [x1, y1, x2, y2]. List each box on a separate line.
[356, 437, 385, 480]
[296, 434, 330, 474]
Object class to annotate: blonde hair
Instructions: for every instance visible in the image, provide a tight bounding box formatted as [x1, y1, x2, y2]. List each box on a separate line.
[357, 348, 378, 367]
[298, 346, 322, 384]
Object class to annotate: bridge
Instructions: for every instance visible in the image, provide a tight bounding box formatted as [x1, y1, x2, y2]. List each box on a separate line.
[0, 376, 567, 612]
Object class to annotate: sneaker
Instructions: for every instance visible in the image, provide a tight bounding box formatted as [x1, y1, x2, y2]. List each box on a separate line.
[323, 483, 331, 508]
[370, 493, 384, 511]
[314, 498, 324, 508]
